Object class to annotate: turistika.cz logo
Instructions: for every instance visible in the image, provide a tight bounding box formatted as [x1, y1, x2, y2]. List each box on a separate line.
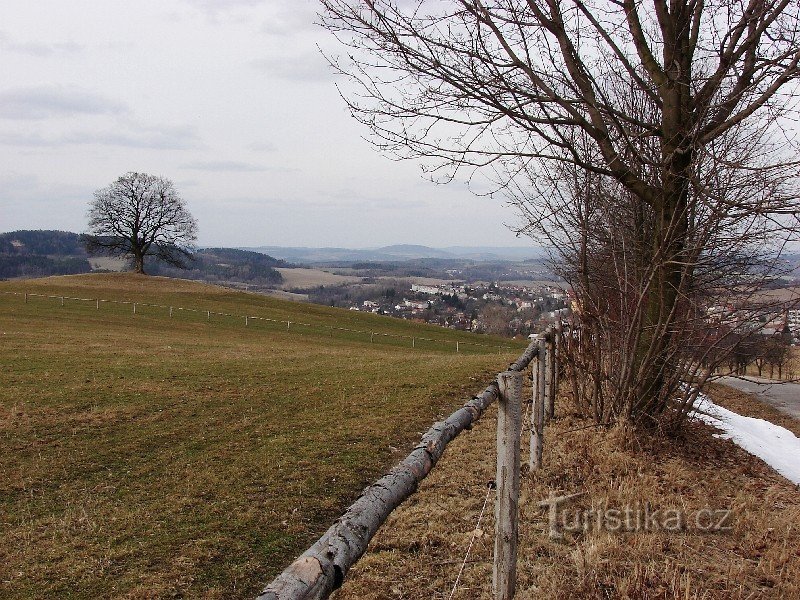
[538, 491, 734, 539]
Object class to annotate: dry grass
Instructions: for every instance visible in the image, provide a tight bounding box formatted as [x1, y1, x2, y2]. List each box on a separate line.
[335, 385, 800, 599]
[275, 268, 363, 289]
[742, 346, 800, 381]
[0, 274, 525, 599]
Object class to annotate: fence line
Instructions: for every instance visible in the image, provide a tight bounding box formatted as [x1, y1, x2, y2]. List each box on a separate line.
[258, 340, 543, 600]
[3, 288, 560, 598]
[1, 290, 520, 354]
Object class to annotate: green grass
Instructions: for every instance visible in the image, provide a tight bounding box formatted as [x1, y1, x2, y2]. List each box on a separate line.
[0, 274, 525, 598]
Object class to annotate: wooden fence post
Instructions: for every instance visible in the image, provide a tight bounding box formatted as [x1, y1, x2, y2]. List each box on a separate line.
[495, 371, 522, 600]
[530, 336, 546, 472]
[553, 321, 562, 408]
[24, 292, 28, 304]
[546, 328, 556, 422]
[133, 303, 136, 314]
[60, 296, 64, 306]
[170, 306, 173, 318]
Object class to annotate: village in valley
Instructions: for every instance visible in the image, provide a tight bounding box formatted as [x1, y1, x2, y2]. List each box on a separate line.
[349, 281, 570, 337]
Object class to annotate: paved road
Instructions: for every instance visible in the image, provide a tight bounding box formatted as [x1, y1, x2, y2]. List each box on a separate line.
[717, 376, 800, 420]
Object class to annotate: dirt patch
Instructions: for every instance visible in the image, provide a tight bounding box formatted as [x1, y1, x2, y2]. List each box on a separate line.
[260, 289, 310, 302]
[276, 268, 363, 289]
[87, 257, 128, 272]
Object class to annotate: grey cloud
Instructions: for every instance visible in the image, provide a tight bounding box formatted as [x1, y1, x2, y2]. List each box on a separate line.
[0, 31, 84, 57]
[185, 0, 264, 9]
[0, 124, 199, 150]
[249, 55, 332, 82]
[292, 187, 427, 211]
[62, 125, 200, 149]
[0, 86, 127, 120]
[0, 172, 90, 203]
[259, 5, 318, 36]
[248, 141, 277, 152]
[181, 160, 266, 172]
[183, 0, 317, 31]
[0, 172, 42, 196]
[0, 131, 52, 147]
[182, 0, 266, 19]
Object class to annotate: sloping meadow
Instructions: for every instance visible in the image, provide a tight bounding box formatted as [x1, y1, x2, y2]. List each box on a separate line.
[0, 274, 524, 598]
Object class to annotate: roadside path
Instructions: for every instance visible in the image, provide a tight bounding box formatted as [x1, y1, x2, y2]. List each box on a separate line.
[717, 376, 800, 420]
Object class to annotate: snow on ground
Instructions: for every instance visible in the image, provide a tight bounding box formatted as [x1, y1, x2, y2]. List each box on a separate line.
[692, 395, 800, 486]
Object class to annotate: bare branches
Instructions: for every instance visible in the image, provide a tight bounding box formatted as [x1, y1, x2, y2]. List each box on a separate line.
[84, 172, 197, 274]
[320, 0, 800, 426]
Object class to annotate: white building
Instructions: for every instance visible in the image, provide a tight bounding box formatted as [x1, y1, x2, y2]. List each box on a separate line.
[411, 284, 441, 295]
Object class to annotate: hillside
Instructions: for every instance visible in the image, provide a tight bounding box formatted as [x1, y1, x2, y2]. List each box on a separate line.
[0, 230, 92, 278]
[0, 274, 525, 599]
[243, 245, 545, 263]
[149, 247, 287, 285]
[0, 230, 286, 285]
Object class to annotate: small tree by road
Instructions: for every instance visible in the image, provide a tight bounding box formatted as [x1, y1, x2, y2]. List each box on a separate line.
[85, 172, 198, 274]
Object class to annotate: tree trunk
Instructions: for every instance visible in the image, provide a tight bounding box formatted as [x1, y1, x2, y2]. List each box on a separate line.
[133, 251, 145, 274]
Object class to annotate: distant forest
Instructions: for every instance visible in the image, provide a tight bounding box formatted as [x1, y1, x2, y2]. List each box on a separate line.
[149, 247, 285, 285]
[0, 231, 91, 278]
[0, 230, 285, 284]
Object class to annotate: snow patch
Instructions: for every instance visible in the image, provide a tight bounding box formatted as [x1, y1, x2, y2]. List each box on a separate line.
[692, 394, 800, 485]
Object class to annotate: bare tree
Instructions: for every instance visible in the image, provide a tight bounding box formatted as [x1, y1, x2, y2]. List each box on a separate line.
[85, 172, 198, 275]
[765, 331, 793, 378]
[480, 303, 517, 335]
[321, 1, 800, 426]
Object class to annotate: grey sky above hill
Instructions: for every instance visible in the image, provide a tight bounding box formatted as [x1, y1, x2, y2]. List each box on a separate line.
[0, 0, 532, 249]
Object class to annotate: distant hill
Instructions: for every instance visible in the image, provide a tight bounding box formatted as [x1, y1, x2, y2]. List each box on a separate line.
[244, 245, 544, 263]
[377, 244, 455, 259]
[0, 230, 286, 284]
[0, 230, 92, 278]
[442, 246, 548, 261]
[150, 247, 286, 285]
[0, 230, 87, 256]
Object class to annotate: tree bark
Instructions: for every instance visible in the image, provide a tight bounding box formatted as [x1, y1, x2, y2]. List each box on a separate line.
[133, 248, 146, 274]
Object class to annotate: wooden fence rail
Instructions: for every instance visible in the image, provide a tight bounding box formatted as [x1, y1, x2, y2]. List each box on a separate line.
[258, 341, 540, 600]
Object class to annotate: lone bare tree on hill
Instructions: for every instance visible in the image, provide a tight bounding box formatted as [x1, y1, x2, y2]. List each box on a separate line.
[321, 0, 800, 426]
[85, 172, 198, 275]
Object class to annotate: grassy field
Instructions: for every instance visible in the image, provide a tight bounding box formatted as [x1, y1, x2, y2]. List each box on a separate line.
[0, 274, 526, 599]
[275, 268, 362, 289]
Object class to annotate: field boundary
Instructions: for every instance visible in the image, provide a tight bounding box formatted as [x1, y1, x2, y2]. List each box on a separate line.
[1, 290, 520, 354]
[259, 339, 542, 600]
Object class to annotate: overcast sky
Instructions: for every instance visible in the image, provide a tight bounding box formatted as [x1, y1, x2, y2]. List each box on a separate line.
[0, 0, 531, 248]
